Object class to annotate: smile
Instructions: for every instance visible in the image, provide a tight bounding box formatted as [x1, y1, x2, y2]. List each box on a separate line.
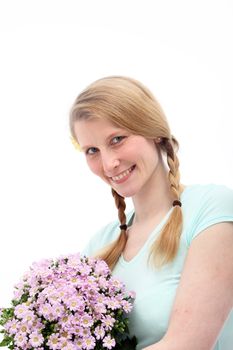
[111, 165, 136, 183]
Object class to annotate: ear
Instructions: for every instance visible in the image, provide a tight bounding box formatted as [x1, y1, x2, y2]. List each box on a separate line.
[154, 137, 162, 144]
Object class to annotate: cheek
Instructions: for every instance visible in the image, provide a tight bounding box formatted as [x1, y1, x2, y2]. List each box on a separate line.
[86, 159, 101, 176]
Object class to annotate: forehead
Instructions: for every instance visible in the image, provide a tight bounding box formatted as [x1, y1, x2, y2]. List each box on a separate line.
[73, 118, 125, 147]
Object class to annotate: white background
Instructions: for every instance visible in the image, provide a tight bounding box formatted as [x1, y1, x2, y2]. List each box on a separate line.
[0, 0, 232, 312]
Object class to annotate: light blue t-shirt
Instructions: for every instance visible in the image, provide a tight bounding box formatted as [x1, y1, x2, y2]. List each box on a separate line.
[83, 184, 233, 350]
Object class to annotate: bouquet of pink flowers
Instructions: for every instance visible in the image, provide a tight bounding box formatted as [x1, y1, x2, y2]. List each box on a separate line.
[0, 254, 136, 350]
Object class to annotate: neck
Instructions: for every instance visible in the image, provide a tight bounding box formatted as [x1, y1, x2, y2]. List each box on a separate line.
[131, 159, 184, 225]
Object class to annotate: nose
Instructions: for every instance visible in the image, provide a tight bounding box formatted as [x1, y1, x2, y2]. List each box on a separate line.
[101, 150, 120, 175]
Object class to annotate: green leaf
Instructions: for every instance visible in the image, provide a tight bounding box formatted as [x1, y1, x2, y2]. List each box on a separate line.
[0, 308, 14, 326]
[0, 335, 13, 347]
[114, 336, 137, 350]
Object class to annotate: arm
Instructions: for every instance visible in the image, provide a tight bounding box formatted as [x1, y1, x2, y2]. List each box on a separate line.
[143, 222, 233, 350]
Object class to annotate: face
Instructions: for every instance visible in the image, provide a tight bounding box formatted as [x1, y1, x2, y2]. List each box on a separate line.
[74, 117, 162, 198]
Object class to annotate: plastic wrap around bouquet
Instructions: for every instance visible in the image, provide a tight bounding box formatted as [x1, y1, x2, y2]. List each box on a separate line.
[0, 253, 137, 350]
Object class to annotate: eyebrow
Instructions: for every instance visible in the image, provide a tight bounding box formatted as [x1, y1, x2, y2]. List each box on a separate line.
[80, 130, 124, 151]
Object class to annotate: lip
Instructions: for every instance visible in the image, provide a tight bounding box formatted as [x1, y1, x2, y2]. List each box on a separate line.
[110, 165, 136, 184]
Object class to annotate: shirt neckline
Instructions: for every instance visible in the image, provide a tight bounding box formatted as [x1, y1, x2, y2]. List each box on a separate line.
[119, 185, 190, 266]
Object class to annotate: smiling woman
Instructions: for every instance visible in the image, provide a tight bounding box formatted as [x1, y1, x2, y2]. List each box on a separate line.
[69, 76, 233, 350]
[74, 117, 162, 199]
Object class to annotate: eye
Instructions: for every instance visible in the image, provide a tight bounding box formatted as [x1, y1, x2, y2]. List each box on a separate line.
[111, 136, 126, 145]
[85, 136, 126, 156]
[85, 147, 98, 155]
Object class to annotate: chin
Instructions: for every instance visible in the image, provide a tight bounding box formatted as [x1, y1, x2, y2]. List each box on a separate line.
[112, 186, 138, 198]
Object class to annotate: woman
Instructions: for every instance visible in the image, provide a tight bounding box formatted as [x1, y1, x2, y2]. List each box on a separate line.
[69, 76, 233, 350]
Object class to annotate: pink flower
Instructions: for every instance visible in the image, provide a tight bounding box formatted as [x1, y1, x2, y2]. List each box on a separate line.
[128, 290, 136, 299]
[102, 315, 115, 330]
[62, 341, 78, 350]
[98, 276, 109, 289]
[59, 337, 71, 348]
[5, 319, 19, 335]
[78, 263, 92, 276]
[94, 325, 105, 339]
[94, 260, 109, 276]
[51, 303, 65, 318]
[105, 297, 120, 310]
[75, 337, 83, 349]
[31, 318, 44, 331]
[47, 334, 61, 350]
[14, 303, 29, 318]
[70, 324, 84, 338]
[66, 296, 84, 312]
[14, 332, 28, 347]
[94, 302, 107, 314]
[110, 277, 124, 290]
[18, 322, 30, 334]
[122, 299, 133, 313]
[103, 335, 116, 349]
[82, 335, 96, 350]
[66, 253, 82, 268]
[81, 314, 94, 328]
[0, 253, 136, 350]
[29, 331, 44, 347]
[82, 328, 91, 338]
[22, 310, 36, 325]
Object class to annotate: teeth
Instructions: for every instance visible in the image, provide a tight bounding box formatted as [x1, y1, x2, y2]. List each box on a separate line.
[112, 166, 134, 181]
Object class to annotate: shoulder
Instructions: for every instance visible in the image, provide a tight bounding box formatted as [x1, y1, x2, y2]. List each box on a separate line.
[189, 183, 233, 214]
[182, 183, 233, 245]
[82, 209, 134, 257]
[183, 183, 233, 203]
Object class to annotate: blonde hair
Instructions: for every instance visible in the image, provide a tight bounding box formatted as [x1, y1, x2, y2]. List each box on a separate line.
[70, 76, 183, 269]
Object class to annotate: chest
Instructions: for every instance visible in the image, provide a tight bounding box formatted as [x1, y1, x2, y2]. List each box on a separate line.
[123, 223, 158, 262]
[123, 210, 174, 262]
[113, 256, 183, 348]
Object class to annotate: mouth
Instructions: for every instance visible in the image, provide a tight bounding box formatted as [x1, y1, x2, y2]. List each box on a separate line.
[110, 165, 136, 184]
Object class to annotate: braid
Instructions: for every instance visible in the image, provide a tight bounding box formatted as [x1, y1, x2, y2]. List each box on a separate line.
[164, 138, 181, 199]
[149, 137, 183, 267]
[111, 188, 127, 227]
[95, 189, 128, 270]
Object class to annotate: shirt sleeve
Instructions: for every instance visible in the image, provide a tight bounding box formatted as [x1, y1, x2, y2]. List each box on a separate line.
[186, 184, 233, 245]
